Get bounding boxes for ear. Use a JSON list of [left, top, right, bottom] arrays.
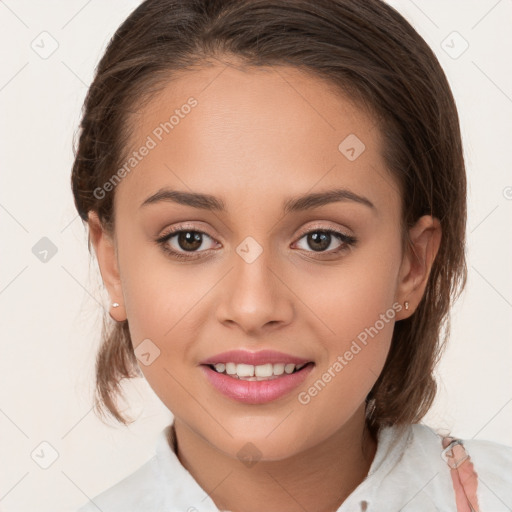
[[87, 211, 126, 322], [395, 215, 442, 320]]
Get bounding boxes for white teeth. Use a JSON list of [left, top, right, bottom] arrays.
[[225, 362, 237, 375], [273, 363, 285, 375], [284, 363, 296, 374], [236, 364, 254, 377], [211, 362, 309, 379], [254, 363, 273, 377], [214, 363, 226, 373]]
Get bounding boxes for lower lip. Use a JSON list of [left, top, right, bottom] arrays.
[[200, 364, 314, 404]]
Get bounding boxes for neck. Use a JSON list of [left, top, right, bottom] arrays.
[[172, 406, 377, 512]]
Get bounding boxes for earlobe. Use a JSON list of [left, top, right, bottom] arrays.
[[396, 215, 442, 319], [87, 211, 127, 322]]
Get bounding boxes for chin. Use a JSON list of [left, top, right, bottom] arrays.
[[205, 416, 318, 461]]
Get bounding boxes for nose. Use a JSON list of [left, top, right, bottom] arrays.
[[215, 246, 294, 336]]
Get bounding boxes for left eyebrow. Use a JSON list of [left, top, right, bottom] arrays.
[[283, 188, 376, 213], [140, 187, 376, 213]]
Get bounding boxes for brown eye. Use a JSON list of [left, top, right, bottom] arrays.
[[294, 228, 357, 255], [158, 229, 218, 255], [176, 231, 203, 251], [295, 228, 357, 257], [306, 231, 332, 252]]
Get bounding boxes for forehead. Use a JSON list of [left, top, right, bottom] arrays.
[[115, 62, 398, 214]]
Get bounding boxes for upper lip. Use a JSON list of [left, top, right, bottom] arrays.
[[200, 350, 312, 366]]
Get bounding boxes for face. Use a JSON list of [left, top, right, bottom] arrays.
[[91, 61, 437, 461]]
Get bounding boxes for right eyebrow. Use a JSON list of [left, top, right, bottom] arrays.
[[140, 188, 226, 211]]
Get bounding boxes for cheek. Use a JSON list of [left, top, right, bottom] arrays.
[[116, 253, 207, 415], [116, 232, 200, 339], [115, 238, 218, 397], [294, 236, 402, 347], [290, 236, 401, 422], [294, 274, 398, 443]]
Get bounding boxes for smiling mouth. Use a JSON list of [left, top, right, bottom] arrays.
[[205, 362, 313, 381]]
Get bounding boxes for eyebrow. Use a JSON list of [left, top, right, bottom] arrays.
[[140, 187, 375, 212]]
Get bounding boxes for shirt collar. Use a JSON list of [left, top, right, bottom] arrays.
[[155, 423, 220, 511], [337, 423, 412, 511]]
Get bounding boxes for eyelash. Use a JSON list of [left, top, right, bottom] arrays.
[[155, 224, 357, 261]]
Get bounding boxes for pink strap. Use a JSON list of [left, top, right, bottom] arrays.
[[442, 437, 480, 512]]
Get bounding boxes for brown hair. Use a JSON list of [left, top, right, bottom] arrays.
[[71, 0, 467, 430]]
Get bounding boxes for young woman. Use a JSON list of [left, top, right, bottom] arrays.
[[72, 0, 512, 510]]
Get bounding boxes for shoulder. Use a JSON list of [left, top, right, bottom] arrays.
[[398, 423, 512, 511], [409, 423, 512, 477], [461, 432, 512, 508], [76, 455, 163, 512], [348, 423, 512, 511], [76, 425, 219, 512]]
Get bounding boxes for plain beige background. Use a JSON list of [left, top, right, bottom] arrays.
[[0, 1, 511, 510]]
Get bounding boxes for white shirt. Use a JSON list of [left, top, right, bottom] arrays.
[[77, 423, 512, 512]]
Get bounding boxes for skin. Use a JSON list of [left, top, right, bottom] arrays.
[[89, 60, 441, 512]]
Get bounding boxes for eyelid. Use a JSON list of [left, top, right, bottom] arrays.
[[293, 221, 354, 240], [156, 222, 219, 243], [155, 224, 221, 261]]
